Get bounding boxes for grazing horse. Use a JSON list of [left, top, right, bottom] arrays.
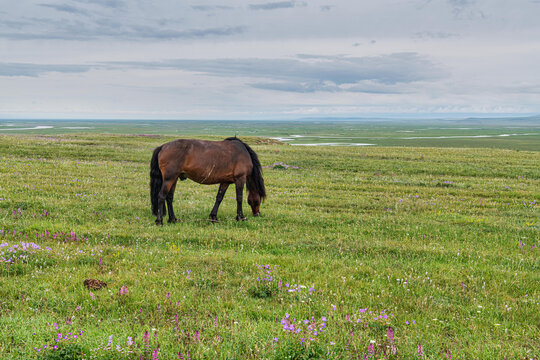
[[150, 137, 266, 225]]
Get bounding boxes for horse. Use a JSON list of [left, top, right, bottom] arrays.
[[150, 137, 266, 225]]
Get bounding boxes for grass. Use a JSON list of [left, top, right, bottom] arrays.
[[0, 131, 538, 359]]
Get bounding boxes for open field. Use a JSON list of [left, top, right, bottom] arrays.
[[0, 130, 538, 359]]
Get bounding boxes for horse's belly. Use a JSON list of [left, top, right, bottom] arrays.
[[186, 171, 235, 185]]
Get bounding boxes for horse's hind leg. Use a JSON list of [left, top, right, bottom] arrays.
[[166, 180, 178, 223], [235, 178, 247, 221], [209, 183, 229, 222], [156, 177, 176, 226]]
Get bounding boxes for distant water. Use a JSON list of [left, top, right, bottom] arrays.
[[272, 135, 375, 146], [291, 143, 375, 146], [0, 125, 53, 131], [399, 133, 538, 139], [272, 132, 538, 146]]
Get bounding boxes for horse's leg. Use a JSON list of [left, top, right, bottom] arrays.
[[166, 180, 178, 223], [235, 178, 247, 221], [156, 177, 176, 226], [209, 183, 229, 222]]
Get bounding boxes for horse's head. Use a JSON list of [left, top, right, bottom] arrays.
[[248, 191, 261, 216]]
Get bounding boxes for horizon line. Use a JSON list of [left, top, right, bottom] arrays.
[[1, 113, 539, 122]]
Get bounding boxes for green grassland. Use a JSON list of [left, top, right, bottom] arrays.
[[0, 131, 538, 359]]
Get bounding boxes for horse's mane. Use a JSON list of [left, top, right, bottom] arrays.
[[224, 137, 266, 199]]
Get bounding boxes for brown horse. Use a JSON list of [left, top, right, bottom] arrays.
[[150, 137, 266, 225]]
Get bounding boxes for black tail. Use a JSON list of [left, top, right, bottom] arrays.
[[150, 145, 163, 215], [226, 137, 266, 200]]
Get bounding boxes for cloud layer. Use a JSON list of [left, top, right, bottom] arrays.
[[106, 53, 445, 94], [0, 62, 91, 77], [1, 0, 539, 119]]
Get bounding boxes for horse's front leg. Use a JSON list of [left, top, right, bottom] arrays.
[[166, 180, 178, 223], [235, 179, 247, 221], [209, 183, 229, 222]]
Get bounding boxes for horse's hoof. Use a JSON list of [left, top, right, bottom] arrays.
[[168, 217, 177, 223], [155, 220, 163, 226], [236, 216, 247, 221], [253, 212, 260, 217], [209, 215, 219, 223]]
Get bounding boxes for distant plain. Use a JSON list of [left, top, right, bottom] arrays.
[[1, 117, 539, 151]]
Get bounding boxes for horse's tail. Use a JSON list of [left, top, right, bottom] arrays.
[[150, 145, 163, 215], [227, 137, 266, 200], [246, 144, 266, 200]]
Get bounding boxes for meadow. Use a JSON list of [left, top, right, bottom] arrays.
[[0, 123, 538, 359]]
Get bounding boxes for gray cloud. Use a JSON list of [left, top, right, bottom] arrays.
[[251, 81, 341, 93], [0, 18, 246, 40], [38, 3, 89, 16], [123, 25, 246, 40], [446, 0, 485, 19], [107, 53, 446, 93], [73, 0, 125, 8], [414, 31, 459, 39], [249, 1, 304, 10], [249, 80, 406, 94], [191, 5, 234, 11], [0, 62, 92, 77], [0, 2, 244, 41], [447, 0, 475, 6]]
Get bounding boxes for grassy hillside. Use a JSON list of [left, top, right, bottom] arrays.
[[0, 133, 538, 359]]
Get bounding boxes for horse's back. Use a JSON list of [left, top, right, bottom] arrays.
[[159, 139, 252, 184]]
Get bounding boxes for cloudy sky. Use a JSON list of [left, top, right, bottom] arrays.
[[1, 0, 539, 119]]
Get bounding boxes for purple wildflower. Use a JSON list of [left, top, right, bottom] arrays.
[[143, 330, 149, 349], [387, 327, 394, 342]]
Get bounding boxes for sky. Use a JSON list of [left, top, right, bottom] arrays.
[[1, 0, 540, 120]]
